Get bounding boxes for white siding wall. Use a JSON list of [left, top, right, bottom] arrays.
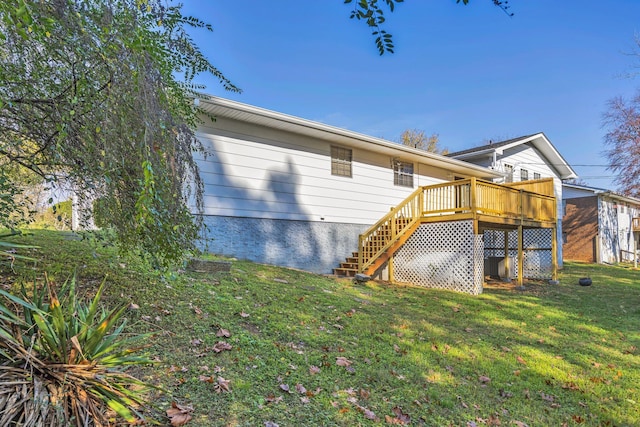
[[195, 117, 450, 225], [599, 198, 640, 263], [598, 198, 619, 263]]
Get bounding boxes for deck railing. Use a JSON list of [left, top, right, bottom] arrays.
[[357, 177, 556, 273], [503, 178, 555, 197]]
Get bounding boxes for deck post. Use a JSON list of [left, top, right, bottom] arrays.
[[358, 235, 364, 273], [388, 255, 394, 282], [517, 224, 524, 289], [470, 177, 477, 212], [503, 230, 510, 279], [551, 225, 558, 280]]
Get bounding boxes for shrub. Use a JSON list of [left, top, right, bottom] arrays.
[[0, 275, 157, 426]]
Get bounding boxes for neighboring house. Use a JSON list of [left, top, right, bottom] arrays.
[[562, 183, 640, 264], [193, 97, 563, 294], [447, 133, 578, 269]]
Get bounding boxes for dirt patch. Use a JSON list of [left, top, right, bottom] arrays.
[[483, 277, 551, 295]]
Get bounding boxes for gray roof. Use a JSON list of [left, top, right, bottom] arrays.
[[447, 132, 578, 180], [446, 134, 538, 157]]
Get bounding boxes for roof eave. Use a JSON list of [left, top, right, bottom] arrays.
[[198, 96, 502, 180]]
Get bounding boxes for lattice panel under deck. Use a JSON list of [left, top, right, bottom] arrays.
[[393, 220, 483, 295], [483, 229, 553, 279]]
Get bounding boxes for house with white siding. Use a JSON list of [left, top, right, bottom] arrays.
[[562, 183, 640, 265], [195, 97, 499, 273], [193, 97, 570, 294]]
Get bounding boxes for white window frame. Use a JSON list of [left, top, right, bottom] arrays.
[[331, 146, 352, 177], [393, 160, 414, 187]]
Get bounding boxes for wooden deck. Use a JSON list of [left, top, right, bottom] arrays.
[[357, 178, 557, 275]]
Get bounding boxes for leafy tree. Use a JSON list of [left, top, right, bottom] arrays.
[[0, 0, 239, 266], [399, 129, 449, 154], [0, 0, 514, 267], [346, 0, 513, 55], [603, 91, 640, 198]]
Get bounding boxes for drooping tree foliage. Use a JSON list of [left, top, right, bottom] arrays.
[[0, 0, 239, 265], [603, 91, 640, 198], [346, 0, 513, 55]]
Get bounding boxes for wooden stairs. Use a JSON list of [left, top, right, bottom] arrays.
[[333, 217, 417, 278], [333, 252, 360, 277]]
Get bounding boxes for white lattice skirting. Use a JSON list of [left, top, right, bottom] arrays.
[[393, 220, 484, 295]]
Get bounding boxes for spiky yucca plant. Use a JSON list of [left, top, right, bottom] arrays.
[[0, 275, 157, 426]]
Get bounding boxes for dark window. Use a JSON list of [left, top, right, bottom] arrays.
[[534, 172, 541, 180], [520, 169, 529, 181], [331, 146, 352, 177], [394, 161, 414, 187]]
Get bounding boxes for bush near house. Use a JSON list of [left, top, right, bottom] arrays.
[[1, 230, 639, 426]]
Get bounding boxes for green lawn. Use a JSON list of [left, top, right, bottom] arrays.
[[2, 230, 639, 426]]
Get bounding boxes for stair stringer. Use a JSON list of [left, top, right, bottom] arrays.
[[362, 220, 422, 277]]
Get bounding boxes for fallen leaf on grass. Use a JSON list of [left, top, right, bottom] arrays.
[[516, 355, 527, 365], [216, 328, 231, 337], [540, 392, 555, 402], [362, 407, 377, 420], [239, 311, 250, 318], [572, 415, 585, 423], [214, 376, 231, 393], [562, 381, 580, 391], [479, 375, 491, 384], [336, 356, 352, 367], [385, 406, 410, 425], [212, 341, 232, 353], [309, 365, 321, 375], [265, 422, 280, 427], [295, 383, 307, 394], [199, 375, 215, 383], [265, 394, 283, 404], [166, 402, 193, 426]]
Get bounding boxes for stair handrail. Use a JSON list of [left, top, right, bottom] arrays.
[[358, 186, 424, 273]]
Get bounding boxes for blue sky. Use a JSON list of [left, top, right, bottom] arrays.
[[181, 0, 640, 190]]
